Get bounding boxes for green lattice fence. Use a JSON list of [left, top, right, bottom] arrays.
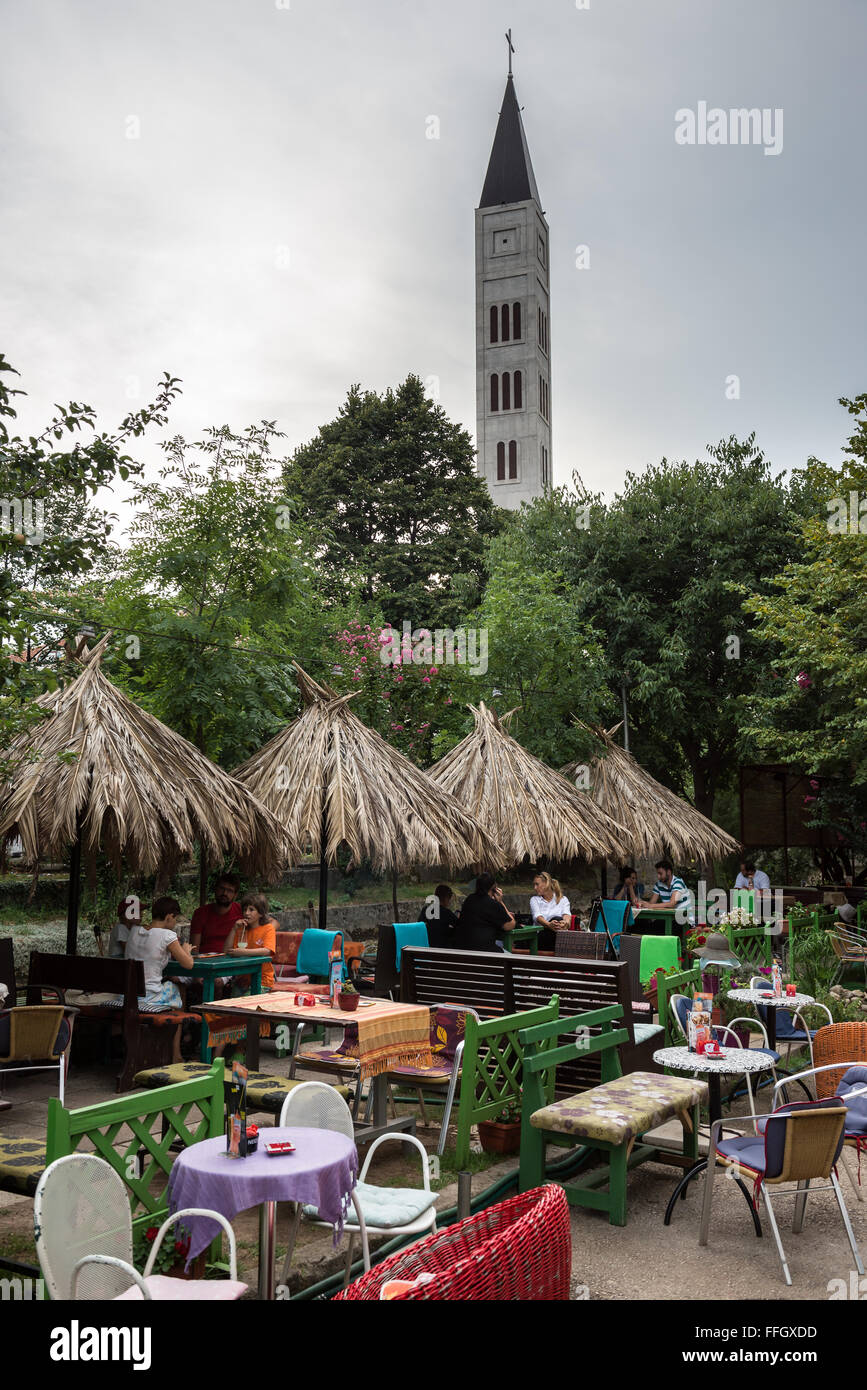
[[454, 997, 560, 1167], [656, 966, 701, 1045], [45, 1060, 224, 1238], [724, 925, 774, 970]]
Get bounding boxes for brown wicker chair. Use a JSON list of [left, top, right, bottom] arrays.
[[0, 1006, 71, 1104], [812, 1022, 867, 1096]]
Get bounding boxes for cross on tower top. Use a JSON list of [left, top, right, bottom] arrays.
[[505, 28, 515, 77]]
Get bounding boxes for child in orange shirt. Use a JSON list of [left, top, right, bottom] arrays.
[[230, 892, 277, 991]]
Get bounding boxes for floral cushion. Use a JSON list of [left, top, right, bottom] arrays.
[[274, 932, 304, 968], [429, 1007, 467, 1063], [299, 1047, 359, 1072], [530, 1071, 708, 1146], [0, 1136, 46, 1197], [386, 1062, 453, 1082]]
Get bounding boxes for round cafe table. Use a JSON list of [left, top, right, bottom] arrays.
[[653, 1044, 776, 1231], [725, 988, 815, 1051], [167, 1127, 362, 1300]]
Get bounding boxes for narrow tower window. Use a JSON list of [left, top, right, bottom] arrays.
[[512, 302, 521, 339], [502, 372, 511, 411], [490, 374, 499, 412], [501, 304, 510, 341], [513, 370, 522, 409], [490, 306, 499, 344], [497, 442, 506, 481], [508, 440, 518, 479]]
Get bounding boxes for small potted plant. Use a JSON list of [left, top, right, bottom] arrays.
[[336, 978, 360, 1012], [477, 1098, 522, 1155], [133, 1222, 204, 1280]]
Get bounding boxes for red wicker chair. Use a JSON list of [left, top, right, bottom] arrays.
[[334, 1184, 571, 1300]]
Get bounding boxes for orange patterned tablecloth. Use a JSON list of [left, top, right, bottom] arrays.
[[202, 994, 432, 1079]]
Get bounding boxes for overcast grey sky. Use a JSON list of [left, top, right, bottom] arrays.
[[3, 0, 865, 510]]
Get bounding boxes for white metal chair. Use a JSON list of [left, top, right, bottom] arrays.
[[669, 994, 766, 1126], [278, 1081, 437, 1286], [749, 975, 833, 1068], [34, 1153, 247, 1300]]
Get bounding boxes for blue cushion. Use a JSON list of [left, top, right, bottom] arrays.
[[837, 1066, 867, 1136], [717, 1134, 766, 1173], [304, 1182, 437, 1229], [296, 929, 344, 981], [393, 922, 428, 971]]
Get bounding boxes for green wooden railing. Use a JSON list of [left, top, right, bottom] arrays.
[[724, 924, 774, 970], [46, 1059, 224, 1238], [454, 997, 560, 1167]]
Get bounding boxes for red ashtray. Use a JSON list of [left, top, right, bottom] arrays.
[[264, 1141, 295, 1156]]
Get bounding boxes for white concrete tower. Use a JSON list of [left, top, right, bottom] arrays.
[[475, 47, 552, 508]]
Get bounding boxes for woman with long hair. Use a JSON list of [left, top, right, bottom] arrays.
[[529, 871, 572, 951]]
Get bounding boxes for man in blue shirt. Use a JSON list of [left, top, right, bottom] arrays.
[[643, 859, 694, 924]]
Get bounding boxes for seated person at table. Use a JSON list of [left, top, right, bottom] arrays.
[[642, 859, 695, 923], [108, 895, 141, 958], [227, 891, 277, 990], [189, 872, 243, 955], [529, 872, 571, 951], [612, 866, 644, 908], [733, 860, 771, 893], [456, 873, 515, 952], [424, 884, 461, 948], [124, 897, 194, 1015]]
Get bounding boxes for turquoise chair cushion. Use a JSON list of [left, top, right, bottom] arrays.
[[296, 929, 344, 980], [394, 922, 429, 971], [304, 1182, 437, 1229]]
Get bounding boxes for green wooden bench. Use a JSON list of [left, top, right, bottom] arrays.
[[518, 1004, 707, 1226], [453, 998, 560, 1166]]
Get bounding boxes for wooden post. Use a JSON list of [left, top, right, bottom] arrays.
[[318, 797, 328, 933], [65, 830, 82, 956], [198, 847, 208, 909]]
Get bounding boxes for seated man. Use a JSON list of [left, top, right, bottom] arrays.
[[641, 858, 694, 924], [734, 860, 771, 893]]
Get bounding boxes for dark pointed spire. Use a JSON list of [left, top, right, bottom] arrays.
[[479, 74, 541, 209]]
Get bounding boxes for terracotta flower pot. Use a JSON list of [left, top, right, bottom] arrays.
[[477, 1119, 521, 1155], [337, 991, 360, 1012]]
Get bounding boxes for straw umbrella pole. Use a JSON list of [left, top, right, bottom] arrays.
[[0, 638, 293, 952], [232, 664, 505, 930], [562, 722, 740, 875], [427, 702, 631, 869]]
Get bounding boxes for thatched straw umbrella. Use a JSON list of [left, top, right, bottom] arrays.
[[0, 638, 293, 952], [562, 723, 740, 869], [427, 702, 631, 868], [232, 665, 505, 927]]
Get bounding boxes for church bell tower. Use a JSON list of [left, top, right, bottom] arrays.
[[475, 36, 552, 508]]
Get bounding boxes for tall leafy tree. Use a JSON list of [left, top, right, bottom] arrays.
[[742, 395, 867, 874], [285, 375, 500, 628], [99, 423, 306, 767], [0, 353, 180, 752]]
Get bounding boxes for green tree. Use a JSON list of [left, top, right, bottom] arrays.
[[0, 353, 180, 752], [466, 522, 612, 767], [742, 394, 867, 873], [495, 439, 811, 823], [99, 423, 307, 766], [285, 376, 499, 628]]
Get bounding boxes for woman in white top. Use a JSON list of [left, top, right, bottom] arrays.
[[124, 896, 194, 1012], [529, 872, 572, 950]]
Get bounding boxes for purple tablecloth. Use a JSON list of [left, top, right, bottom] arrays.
[[167, 1127, 358, 1262]]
